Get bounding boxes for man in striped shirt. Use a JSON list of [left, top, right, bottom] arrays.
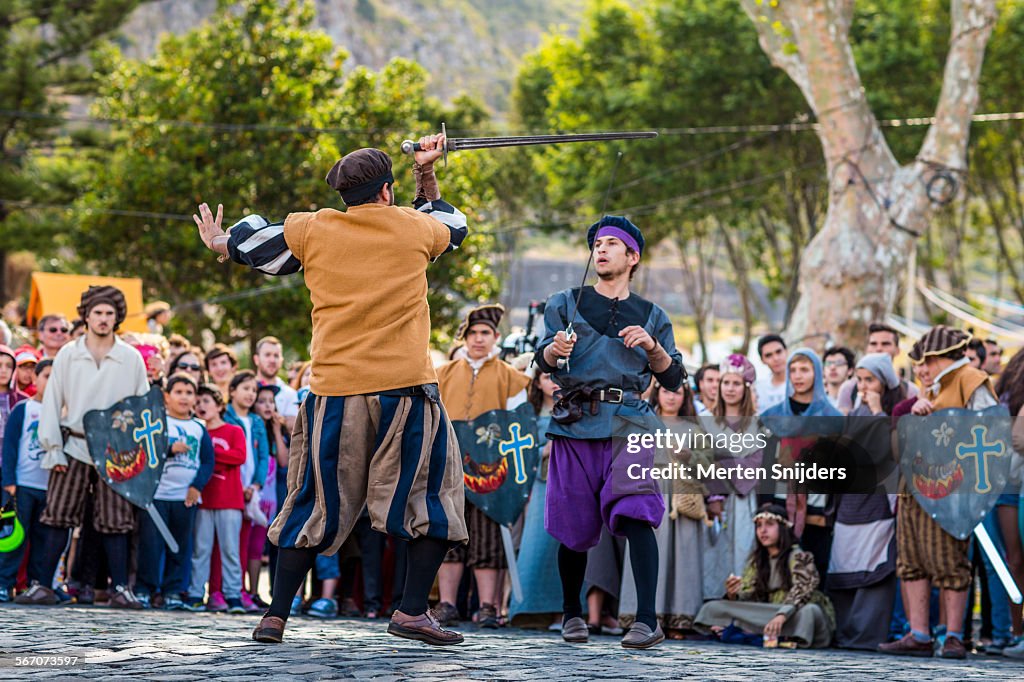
[[194, 134, 470, 646]]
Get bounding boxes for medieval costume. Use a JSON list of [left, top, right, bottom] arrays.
[[535, 216, 685, 649], [895, 329, 995, 591], [26, 286, 150, 608], [701, 355, 763, 601], [436, 304, 529, 624], [508, 406, 562, 626], [828, 354, 903, 650], [216, 145, 471, 645], [695, 508, 835, 648], [881, 326, 997, 659]]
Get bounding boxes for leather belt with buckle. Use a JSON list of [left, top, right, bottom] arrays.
[[594, 388, 641, 404]]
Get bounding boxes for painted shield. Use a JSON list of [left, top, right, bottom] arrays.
[[83, 386, 169, 509], [452, 403, 540, 526], [897, 405, 1013, 540]]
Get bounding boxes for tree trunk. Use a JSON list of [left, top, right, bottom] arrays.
[[721, 222, 755, 353], [740, 0, 998, 348]]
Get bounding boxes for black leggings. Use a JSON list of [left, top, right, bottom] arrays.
[[558, 518, 658, 630], [266, 536, 450, 620]]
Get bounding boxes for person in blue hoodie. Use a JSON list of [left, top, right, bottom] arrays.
[[761, 348, 842, 580]]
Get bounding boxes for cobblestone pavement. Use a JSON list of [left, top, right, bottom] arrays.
[[2, 604, 1023, 680]]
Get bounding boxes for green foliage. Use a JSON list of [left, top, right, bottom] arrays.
[[513, 0, 1024, 317], [0, 0, 146, 263], [64, 0, 497, 353]]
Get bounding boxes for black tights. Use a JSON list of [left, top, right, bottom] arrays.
[[37, 526, 130, 589], [558, 519, 658, 630], [266, 536, 450, 621]]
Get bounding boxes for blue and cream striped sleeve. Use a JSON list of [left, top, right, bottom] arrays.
[[414, 198, 468, 257], [226, 214, 303, 276]]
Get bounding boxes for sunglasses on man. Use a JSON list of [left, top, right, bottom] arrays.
[[45, 326, 69, 334], [177, 362, 202, 371]]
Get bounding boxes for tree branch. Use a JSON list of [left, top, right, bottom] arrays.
[[917, 0, 998, 170], [738, 0, 896, 176]]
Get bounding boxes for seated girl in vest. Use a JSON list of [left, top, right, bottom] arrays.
[[694, 503, 834, 648]]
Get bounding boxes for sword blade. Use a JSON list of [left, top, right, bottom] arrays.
[[450, 131, 658, 151], [401, 130, 657, 156], [975, 522, 1023, 604]]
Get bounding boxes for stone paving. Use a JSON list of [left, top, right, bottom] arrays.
[[1, 604, 1023, 680]]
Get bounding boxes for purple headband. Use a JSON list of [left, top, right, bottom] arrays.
[[595, 225, 640, 254]]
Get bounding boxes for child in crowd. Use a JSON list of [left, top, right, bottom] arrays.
[[248, 383, 283, 607], [135, 374, 213, 609], [0, 344, 27, 444], [186, 383, 247, 613], [0, 359, 53, 601], [695, 504, 835, 648], [223, 370, 269, 612]]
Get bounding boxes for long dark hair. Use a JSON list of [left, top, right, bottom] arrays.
[[879, 382, 908, 416], [749, 503, 797, 601], [527, 372, 547, 416]]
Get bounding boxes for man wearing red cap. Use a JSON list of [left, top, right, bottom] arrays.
[[13, 345, 40, 397], [194, 135, 471, 646]]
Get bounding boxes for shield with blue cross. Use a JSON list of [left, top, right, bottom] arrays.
[[452, 402, 540, 526], [897, 405, 1014, 540], [83, 386, 180, 552]]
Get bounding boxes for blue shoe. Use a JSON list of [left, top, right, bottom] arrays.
[[163, 595, 185, 611], [307, 597, 338, 619], [226, 598, 246, 615], [0, 586, 11, 603], [183, 596, 206, 612], [290, 595, 303, 617]]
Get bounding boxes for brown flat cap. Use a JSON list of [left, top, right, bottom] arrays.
[[909, 325, 971, 364], [325, 148, 394, 205]]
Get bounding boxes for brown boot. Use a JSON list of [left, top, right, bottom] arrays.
[[878, 633, 934, 657], [253, 615, 286, 643], [388, 609, 464, 645]]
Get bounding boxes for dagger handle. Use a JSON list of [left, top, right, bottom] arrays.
[[401, 140, 422, 155]]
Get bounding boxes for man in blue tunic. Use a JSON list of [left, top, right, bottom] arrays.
[[535, 216, 685, 649]]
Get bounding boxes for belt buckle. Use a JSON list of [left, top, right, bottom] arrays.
[[605, 388, 623, 404]]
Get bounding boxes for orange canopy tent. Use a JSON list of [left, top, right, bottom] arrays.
[[26, 272, 148, 334]]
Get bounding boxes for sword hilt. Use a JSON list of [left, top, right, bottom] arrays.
[[401, 123, 448, 165], [555, 324, 574, 372]]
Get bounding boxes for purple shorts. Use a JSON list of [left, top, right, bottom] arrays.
[[544, 436, 665, 552]]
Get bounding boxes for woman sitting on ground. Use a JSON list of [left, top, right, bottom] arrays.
[[694, 503, 834, 648]]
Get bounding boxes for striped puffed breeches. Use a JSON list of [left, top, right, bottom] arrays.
[[268, 390, 468, 555]]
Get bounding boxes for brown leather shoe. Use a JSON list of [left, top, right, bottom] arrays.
[[433, 601, 460, 626], [388, 609, 464, 645], [878, 633, 934, 657], [253, 615, 286, 643], [940, 635, 967, 660], [109, 585, 144, 610], [14, 583, 57, 606]]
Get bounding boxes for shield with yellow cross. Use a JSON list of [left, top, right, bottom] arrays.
[[452, 402, 540, 526], [897, 405, 1014, 540]]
